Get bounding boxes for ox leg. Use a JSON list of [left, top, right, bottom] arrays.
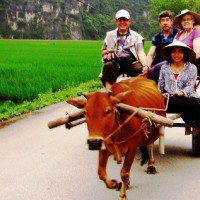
[[119, 181, 128, 200], [98, 150, 119, 189], [119, 149, 136, 200], [147, 143, 157, 174]]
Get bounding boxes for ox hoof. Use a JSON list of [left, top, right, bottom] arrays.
[[106, 179, 119, 189], [118, 196, 128, 200], [116, 182, 122, 191], [116, 182, 130, 191], [147, 166, 157, 174]]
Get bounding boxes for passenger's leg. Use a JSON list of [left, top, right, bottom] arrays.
[[185, 97, 200, 128], [167, 96, 185, 113], [101, 61, 120, 90], [147, 61, 166, 84], [167, 96, 192, 134], [192, 59, 200, 76], [125, 61, 143, 77]]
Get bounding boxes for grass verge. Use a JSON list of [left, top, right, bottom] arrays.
[[0, 79, 102, 127]]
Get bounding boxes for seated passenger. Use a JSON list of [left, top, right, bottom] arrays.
[[148, 9, 200, 84], [173, 9, 200, 75], [147, 10, 179, 83], [158, 41, 200, 134], [100, 9, 148, 90]]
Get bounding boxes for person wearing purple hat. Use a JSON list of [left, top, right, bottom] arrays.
[[158, 41, 200, 134], [100, 9, 148, 90], [173, 9, 200, 74]]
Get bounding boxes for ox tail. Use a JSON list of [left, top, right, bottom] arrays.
[[140, 146, 149, 166]]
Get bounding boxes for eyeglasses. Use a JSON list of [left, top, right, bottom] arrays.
[[181, 18, 193, 22]]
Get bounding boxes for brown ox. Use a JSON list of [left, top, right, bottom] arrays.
[[67, 76, 166, 200]]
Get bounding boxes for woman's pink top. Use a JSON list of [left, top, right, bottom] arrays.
[[174, 28, 200, 48]]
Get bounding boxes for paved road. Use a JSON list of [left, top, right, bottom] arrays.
[[0, 101, 200, 200]]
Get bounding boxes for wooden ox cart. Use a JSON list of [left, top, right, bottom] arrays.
[[48, 76, 184, 200]]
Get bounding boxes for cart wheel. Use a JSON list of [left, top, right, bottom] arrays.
[[192, 132, 200, 156]]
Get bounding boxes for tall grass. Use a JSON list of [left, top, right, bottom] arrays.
[[0, 40, 103, 103]]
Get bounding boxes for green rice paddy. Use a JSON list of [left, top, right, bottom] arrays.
[[0, 40, 103, 102], [0, 40, 151, 121]]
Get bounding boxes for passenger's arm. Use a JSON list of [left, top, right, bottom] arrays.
[[157, 66, 167, 94], [182, 65, 197, 96], [101, 41, 115, 61], [138, 47, 149, 76], [137, 49, 148, 67], [137, 44, 148, 75], [147, 46, 156, 68], [101, 49, 115, 57], [193, 37, 200, 59]]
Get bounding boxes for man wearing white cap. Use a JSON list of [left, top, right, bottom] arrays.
[[100, 9, 148, 90]]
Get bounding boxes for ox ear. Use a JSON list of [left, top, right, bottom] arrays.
[[83, 91, 96, 99], [111, 90, 134, 104], [66, 98, 87, 108]]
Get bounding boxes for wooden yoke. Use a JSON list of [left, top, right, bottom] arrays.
[[115, 103, 173, 127], [48, 103, 173, 129]]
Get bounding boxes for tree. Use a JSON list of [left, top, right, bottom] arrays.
[[148, 0, 200, 23]]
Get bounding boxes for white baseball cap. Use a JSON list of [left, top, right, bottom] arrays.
[[115, 9, 130, 19]]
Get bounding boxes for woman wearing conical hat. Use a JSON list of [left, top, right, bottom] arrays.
[[158, 41, 200, 134]]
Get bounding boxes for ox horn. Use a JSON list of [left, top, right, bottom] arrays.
[[83, 91, 95, 99], [111, 90, 134, 104], [66, 98, 87, 108]]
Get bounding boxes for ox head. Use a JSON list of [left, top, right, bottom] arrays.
[[67, 90, 133, 150]]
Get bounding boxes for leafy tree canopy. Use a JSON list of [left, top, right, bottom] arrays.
[[148, 0, 200, 35]]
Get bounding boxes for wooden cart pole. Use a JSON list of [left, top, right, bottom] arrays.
[[159, 125, 165, 154], [48, 109, 84, 129]]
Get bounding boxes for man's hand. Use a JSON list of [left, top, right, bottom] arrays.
[[178, 91, 184, 96], [106, 52, 116, 60], [141, 66, 149, 77], [103, 49, 116, 61]]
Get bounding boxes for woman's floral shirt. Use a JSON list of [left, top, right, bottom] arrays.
[[158, 61, 198, 97]]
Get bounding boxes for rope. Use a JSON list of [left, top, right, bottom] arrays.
[[141, 117, 153, 138], [104, 107, 154, 144], [104, 107, 139, 142]]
